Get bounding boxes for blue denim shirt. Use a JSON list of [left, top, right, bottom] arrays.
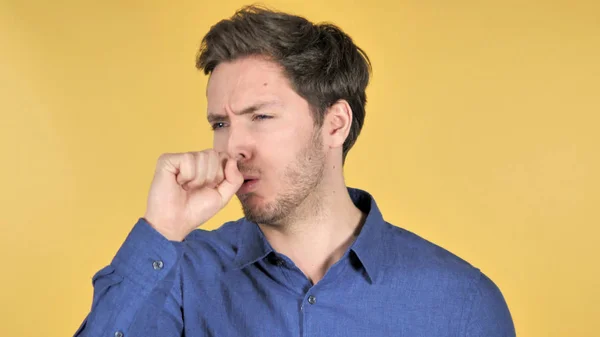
[[75, 188, 515, 336]]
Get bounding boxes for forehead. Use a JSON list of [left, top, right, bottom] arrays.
[[206, 56, 292, 112]]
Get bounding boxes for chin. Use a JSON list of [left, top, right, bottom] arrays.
[[238, 192, 265, 211], [239, 193, 278, 224]]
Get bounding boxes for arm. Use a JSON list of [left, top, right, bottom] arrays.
[[74, 150, 243, 336], [74, 218, 185, 337], [463, 272, 516, 337]]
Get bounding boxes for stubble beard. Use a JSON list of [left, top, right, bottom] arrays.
[[239, 130, 326, 226]]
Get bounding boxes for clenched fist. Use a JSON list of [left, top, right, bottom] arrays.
[[143, 150, 244, 241]]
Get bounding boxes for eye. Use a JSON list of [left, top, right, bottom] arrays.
[[211, 122, 226, 130], [253, 114, 272, 121]]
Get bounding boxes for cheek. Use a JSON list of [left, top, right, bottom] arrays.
[[257, 131, 297, 162], [262, 139, 306, 178], [255, 142, 289, 176]]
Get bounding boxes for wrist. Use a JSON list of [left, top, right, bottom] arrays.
[[142, 217, 186, 242]]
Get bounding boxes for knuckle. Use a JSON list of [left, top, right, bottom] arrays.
[[183, 152, 195, 163], [195, 151, 207, 164], [156, 153, 174, 172], [179, 154, 195, 176], [157, 152, 170, 164]]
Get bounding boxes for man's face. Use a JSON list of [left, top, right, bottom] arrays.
[[207, 56, 326, 224]]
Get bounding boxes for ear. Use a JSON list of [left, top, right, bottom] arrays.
[[322, 99, 352, 150]]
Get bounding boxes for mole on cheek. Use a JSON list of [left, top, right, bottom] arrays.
[[263, 82, 268, 86]]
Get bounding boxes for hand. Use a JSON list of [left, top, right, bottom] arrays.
[[143, 150, 244, 241]]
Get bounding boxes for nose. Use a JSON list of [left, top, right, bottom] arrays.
[[226, 123, 252, 162]]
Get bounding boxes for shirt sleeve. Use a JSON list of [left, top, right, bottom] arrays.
[[74, 218, 186, 337], [463, 272, 516, 337]]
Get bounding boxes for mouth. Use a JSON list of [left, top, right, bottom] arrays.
[[238, 178, 259, 195]]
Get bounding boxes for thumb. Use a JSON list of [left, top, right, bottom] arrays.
[[216, 157, 244, 203]]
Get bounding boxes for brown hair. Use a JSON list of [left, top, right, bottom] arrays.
[[196, 5, 371, 163]]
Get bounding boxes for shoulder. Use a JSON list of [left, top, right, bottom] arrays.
[[462, 271, 515, 336], [380, 222, 514, 334], [375, 221, 486, 297], [382, 222, 479, 277]]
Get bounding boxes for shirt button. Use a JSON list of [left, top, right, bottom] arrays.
[[275, 259, 285, 267], [114, 331, 124, 337], [152, 260, 164, 270], [307, 295, 316, 305]]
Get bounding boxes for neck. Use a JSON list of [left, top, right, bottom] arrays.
[[258, 169, 366, 285]]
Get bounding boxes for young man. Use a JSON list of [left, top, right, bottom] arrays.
[[75, 6, 515, 337]]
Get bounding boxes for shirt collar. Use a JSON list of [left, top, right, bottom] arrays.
[[346, 187, 387, 284], [233, 219, 274, 269], [232, 187, 389, 284]]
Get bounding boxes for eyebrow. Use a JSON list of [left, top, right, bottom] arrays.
[[207, 100, 280, 124]]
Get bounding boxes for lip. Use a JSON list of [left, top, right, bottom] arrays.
[[238, 178, 259, 195]]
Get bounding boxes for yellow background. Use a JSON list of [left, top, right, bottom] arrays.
[[1, 0, 598, 336]]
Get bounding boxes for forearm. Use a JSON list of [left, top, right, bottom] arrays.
[[74, 218, 185, 337]]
